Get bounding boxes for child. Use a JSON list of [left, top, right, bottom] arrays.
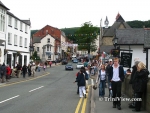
[[74, 68, 88, 98]]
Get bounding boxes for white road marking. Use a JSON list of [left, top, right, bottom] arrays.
[[0, 95, 20, 104], [29, 86, 44, 92]]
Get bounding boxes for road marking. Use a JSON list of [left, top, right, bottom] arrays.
[[75, 85, 90, 113], [0, 72, 50, 88], [81, 86, 89, 113], [29, 86, 44, 92], [75, 98, 83, 113], [0, 95, 20, 104]]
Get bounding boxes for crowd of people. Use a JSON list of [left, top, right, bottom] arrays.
[[74, 57, 149, 112], [0, 60, 54, 83]]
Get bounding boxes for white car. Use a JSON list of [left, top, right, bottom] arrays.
[[76, 63, 84, 69]]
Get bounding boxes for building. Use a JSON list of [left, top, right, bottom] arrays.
[[5, 11, 31, 68], [61, 31, 67, 59], [33, 34, 59, 61], [116, 28, 148, 70], [100, 13, 131, 54], [0, 1, 9, 64]]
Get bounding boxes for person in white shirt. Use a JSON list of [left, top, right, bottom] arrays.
[[109, 57, 124, 110], [96, 64, 106, 98]]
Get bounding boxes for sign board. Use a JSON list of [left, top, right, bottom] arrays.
[[144, 30, 150, 48], [120, 52, 132, 68]]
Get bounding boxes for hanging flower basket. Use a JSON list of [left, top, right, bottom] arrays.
[[16, 51, 21, 56], [4, 49, 8, 55]]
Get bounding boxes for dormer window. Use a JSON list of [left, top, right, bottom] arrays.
[[47, 38, 50, 43]]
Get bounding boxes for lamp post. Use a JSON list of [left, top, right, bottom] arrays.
[[112, 37, 118, 49]]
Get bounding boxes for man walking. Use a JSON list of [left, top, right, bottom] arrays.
[[1, 63, 6, 83], [109, 57, 124, 110]]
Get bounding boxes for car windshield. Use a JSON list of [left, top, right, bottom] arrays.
[[78, 63, 83, 65], [67, 64, 72, 66]]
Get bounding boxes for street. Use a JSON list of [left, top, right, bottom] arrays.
[[0, 64, 89, 113]]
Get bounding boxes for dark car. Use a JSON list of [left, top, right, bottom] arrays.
[[65, 64, 73, 70], [62, 59, 68, 65]]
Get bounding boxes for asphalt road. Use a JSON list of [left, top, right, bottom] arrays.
[[0, 63, 84, 113]]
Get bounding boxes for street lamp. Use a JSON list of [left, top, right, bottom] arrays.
[[112, 37, 118, 49]]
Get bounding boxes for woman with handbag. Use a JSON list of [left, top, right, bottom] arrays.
[[96, 64, 106, 99]]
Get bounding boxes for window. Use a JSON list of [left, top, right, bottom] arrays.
[[15, 19, 18, 29], [8, 16, 12, 26], [0, 8, 5, 32], [37, 47, 39, 52], [25, 25, 28, 33], [47, 38, 50, 43], [50, 46, 51, 51], [8, 33, 12, 44], [20, 22, 22, 31], [19, 36, 23, 47], [24, 38, 27, 47], [14, 35, 17, 46]]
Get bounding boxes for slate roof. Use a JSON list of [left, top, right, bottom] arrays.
[[116, 28, 145, 45], [100, 45, 115, 53], [0, 1, 9, 10], [103, 14, 131, 37], [32, 37, 41, 44], [7, 11, 31, 26]]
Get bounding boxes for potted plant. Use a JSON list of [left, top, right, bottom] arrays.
[[16, 51, 21, 56], [4, 49, 8, 55]]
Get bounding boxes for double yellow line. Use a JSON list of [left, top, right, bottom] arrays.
[[75, 86, 90, 113]]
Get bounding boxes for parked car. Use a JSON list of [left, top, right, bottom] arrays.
[[76, 63, 84, 69], [73, 59, 78, 63], [62, 59, 68, 65], [65, 64, 73, 70]]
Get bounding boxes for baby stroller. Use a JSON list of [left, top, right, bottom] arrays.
[[108, 82, 113, 98]]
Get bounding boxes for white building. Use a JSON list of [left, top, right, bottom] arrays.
[[0, 1, 9, 64], [61, 31, 67, 58], [33, 34, 59, 61], [5, 11, 31, 68]]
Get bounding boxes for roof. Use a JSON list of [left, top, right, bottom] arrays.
[[7, 11, 31, 26], [103, 14, 130, 37], [103, 22, 131, 37], [32, 37, 41, 44], [116, 28, 145, 45], [0, 1, 9, 10], [100, 45, 114, 53], [31, 30, 39, 37]]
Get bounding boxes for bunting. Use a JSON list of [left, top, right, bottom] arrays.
[[66, 33, 100, 37]]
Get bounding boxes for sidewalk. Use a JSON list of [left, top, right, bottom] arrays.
[[93, 83, 148, 113], [0, 63, 61, 85]]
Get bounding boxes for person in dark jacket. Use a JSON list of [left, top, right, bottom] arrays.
[[22, 64, 27, 78], [16, 64, 21, 78], [108, 57, 124, 110], [128, 60, 140, 108], [132, 62, 149, 112], [74, 68, 88, 98], [27, 64, 31, 76], [1, 63, 6, 83]]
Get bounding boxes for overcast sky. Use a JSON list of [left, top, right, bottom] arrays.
[[2, 0, 150, 30]]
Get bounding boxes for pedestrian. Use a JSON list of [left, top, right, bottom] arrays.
[[45, 62, 47, 68], [43, 64, 46, 71], [106, 59, 113, 94], [128, 58, 140, 108], [49, 61, 52, 67], [27, 64, 31, 76], [74, 68, 88, 98], [108, 57, 124, 110], [37, 63, 41, 72], [6, 64, 11, 82], [1, 63, 6, 83], [16, 64, 21, 78], [31, 63, 36, 77], [96, 64, 106, 99], [22, 64, 27, 78], [132, 62, 149, 112], [75, 71, 80, 94]]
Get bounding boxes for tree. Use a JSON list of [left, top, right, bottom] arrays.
[[127, 20, 150, 28], [75, 22, 99, 54], [31, 51, 40, 61]]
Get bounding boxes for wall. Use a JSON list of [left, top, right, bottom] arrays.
[[102, 37, 113, 45], [118, 23, 125, 29], [122, 76, 150, 113], [61, 34, 67, 52], [34, 34, 55, 61]]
